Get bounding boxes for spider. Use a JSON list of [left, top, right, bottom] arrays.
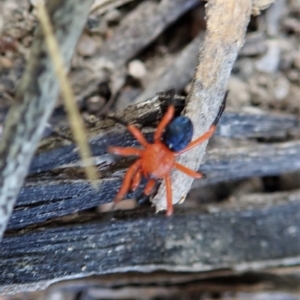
[[108, 91, 227, 216]]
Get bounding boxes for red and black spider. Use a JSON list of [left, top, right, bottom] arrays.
[[108, 91, 227, 216]]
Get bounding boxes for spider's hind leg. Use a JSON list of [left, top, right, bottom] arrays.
[[174, 162, 205, 179], [144, 179, 156, 195], [115, 159, 141, 203], [164, 175, 173, 216], [131, 169, 142, 191], [136, 179, 157, 207]]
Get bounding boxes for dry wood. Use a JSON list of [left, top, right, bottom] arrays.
[[20, 266, 300, 299], [0, 0, 298, 297], [31, 93, 298, 174], [95, 0, 200, 68], [6, 139, 300, 230], [0, 0, 94, 240], [252, 0, 275, 15], [46, 266, 300, 293], [73, 0, 201, 100], [1, 189, 300, 294], [153, 0, 252, 212], [134, 33, 204, 104]]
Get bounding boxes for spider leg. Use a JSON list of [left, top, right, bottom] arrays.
[[109, 147, 142, 157], [154, 105, 175, 142], [144, 179, 156, 195], [174, 162, 204, 178], [175, 127, 215, 155], [164, 175, 173, 216], [107, 115, 148, 147], [127, 124, 149, 147], [176, 92, 227, 155], [131, 169, 142, 191], [115, 159, 141, 203]]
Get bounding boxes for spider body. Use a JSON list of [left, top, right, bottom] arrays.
[[141, 143, 175, 179], [109, 92, 227, 216]]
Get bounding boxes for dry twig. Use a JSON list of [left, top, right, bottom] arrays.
[[153, 0, 252, 212], [0, 0, 94, 239], [2, 189, 300, 294]]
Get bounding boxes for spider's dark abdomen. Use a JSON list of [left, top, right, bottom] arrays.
[[162, 116, 193, 152]]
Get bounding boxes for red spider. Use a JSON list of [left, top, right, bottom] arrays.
[[109, 91, 227, 216]]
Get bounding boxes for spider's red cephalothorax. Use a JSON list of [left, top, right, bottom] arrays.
[[109, 92, 227, 216]]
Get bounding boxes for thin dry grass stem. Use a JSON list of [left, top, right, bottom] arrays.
[[36, 0, 99, 185], [91, 0, 134, 14]]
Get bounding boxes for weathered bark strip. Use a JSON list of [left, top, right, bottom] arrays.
[[153, 0, 252, 211], [0, 0, 94, 239], [1, 189, 300, 294], [7, 141, 300, 230], [33, 109, 297, 173], [95, 0, 201, 68], [199, 141, 300, 186], [134, 33, 204, 104], [42, 267, 300, 298], [74, 0, 201, 100], [31, 93, 298, 174]]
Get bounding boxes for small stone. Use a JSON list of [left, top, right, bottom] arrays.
[[77, 34, 97, 57], [283, 18, 300, 34], [29, 0, 38, 7], [233, 58, 255, 80], [0, 56, 14, 68], [255, 41, 281, 73], [86, 96, 106, 114], [273, 76, 290, 100], [239, 32, 267, 57], [184, 82, 192, 94], [293, 50, 300, 70], [228, 76, 250, 106], [265, 0, 286, 36], [128, 59, 147, 79], [105, 9, 121, 24], [97, 19, 109, 36], [287, 69, 300, 82], [86, 16, 99, 32]]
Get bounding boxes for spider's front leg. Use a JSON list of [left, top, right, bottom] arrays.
[[175, 91, 227, 155], [154, 89, 176, 142], [106, 115, 149, 147], [109, 147, 142, 157]]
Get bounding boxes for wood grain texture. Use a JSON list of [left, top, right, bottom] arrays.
[[1, 189, 300, 294], [31, 93, 298, 174], [153, 0, 252, 211], [74, 0, 201, 100], [95, 0, 200, 68], [3, 94, 296, 232], [134, 33, 204, 104], [5, 140, 300, 231]]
